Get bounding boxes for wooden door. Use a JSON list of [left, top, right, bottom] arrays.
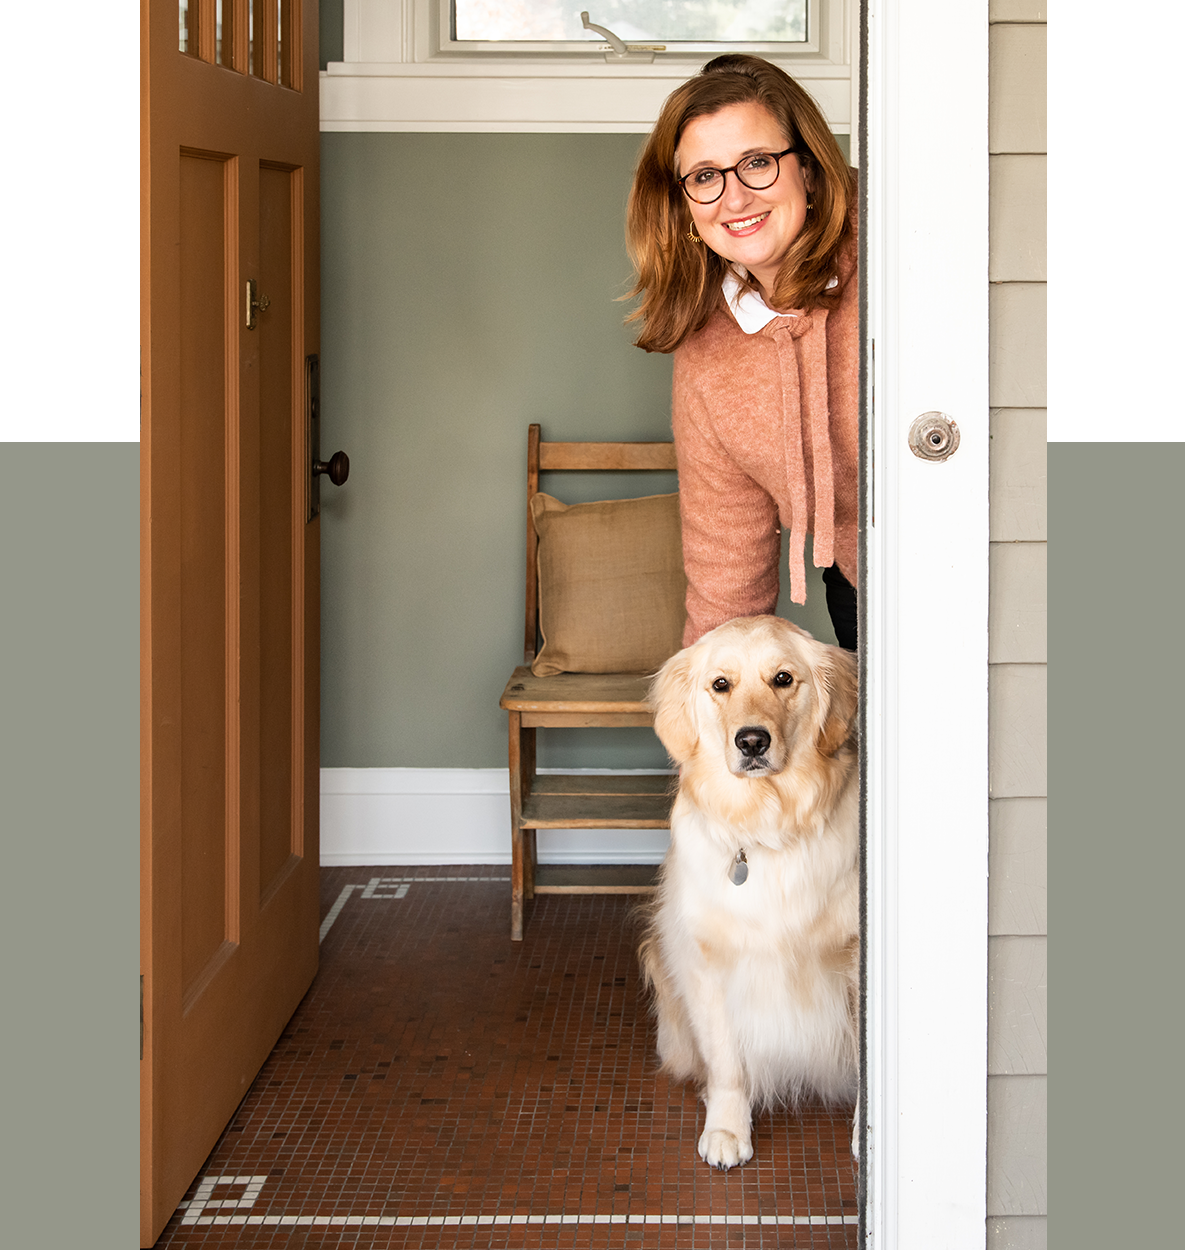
[[140, 2, 321, 1243]]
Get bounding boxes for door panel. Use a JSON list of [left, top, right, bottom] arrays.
[[177, 150, 232, 996], [142, 2, 321, 1244], [257, 162, 297, 899]]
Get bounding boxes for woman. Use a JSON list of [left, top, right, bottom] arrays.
[[627, 55, 858, 651]]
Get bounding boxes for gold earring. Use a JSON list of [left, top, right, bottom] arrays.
[[687, 226, 703, 243]]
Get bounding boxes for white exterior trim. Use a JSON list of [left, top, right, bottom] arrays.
[[863, 0, 990, 1245], [320, 768, 671, 866]]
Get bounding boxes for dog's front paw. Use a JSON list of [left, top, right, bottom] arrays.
[[698, 1128, 753, 1170]]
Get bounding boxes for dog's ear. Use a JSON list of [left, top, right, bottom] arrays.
[[815, 645, 858, 757], [650, 647, 699, 765]]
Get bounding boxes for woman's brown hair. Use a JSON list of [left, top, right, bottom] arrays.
[[626, 54, 854, 354]]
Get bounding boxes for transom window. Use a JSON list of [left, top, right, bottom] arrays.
[[451, 0, 809, 48]]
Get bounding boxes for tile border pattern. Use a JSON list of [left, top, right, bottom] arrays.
[[180, 1167, 858, 1229], [320, 875, 514, 942]]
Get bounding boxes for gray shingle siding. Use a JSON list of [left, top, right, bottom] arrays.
[[987, 4, 1047, 1244]]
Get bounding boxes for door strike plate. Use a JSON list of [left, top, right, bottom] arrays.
[[246, 278, 271, 331]]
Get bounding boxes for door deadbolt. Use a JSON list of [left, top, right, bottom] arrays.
[[306, 355, 350, 521], [245, 278, 271, 330], [908, 412, 960, 462]]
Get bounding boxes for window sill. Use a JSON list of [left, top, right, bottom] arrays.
[[319, 59, 855, 134]]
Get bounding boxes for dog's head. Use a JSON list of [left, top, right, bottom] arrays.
[[650, 615, 857, 777]]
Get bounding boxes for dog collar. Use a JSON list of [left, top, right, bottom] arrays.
[[729, 848, 749, 886]]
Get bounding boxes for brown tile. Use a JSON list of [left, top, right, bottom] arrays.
[[154, 867, 858, 1248]]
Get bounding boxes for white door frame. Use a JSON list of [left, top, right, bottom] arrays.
[[862, 1, 989, 1246]]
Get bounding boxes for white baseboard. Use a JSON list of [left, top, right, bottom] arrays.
[[320, 768, 671, 867]]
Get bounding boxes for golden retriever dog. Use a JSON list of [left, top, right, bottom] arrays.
[[639, 614, 859, 1170]]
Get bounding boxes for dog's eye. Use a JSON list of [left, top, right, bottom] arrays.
[[773, 670, 794, 687], [711, 677, 730, 693]]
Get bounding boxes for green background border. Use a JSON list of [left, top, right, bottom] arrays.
[[6, 0, 1175, 1245], [1, 444, 139, 1246], [1048, 443, 1182, 1247]]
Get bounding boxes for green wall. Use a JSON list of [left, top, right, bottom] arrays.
[[319, 0, 342, 69], [319, 131, 836, 770]]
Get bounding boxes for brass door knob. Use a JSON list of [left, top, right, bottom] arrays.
[[312, 450, 349, 486]]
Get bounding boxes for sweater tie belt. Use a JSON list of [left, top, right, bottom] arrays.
[[762, 310, 835, 605]]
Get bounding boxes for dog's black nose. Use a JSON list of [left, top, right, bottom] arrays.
[[735, 727, 771, 757]]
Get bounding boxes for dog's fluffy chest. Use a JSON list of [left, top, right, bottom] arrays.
[[664, 800, 857, 950]]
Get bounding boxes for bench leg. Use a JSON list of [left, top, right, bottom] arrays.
[[524, 828, 537, 900], [511, 818, 525, 941], [522, 727, 537, 900], [508, 713, 534, 940]]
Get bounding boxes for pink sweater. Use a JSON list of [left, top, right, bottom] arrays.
[[671, 234, 859, 646]]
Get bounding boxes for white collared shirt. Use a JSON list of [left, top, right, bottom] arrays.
[[722, 266, 838, 335]]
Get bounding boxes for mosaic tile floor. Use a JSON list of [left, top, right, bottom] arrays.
[[154, 867, 859, 1248]]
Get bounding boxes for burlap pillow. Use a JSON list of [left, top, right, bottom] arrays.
[[529, 492, 687, 677]]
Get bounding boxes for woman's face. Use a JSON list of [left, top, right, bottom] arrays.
[[676, 101, 812, 301]]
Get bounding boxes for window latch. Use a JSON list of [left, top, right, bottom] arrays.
[[580, 12, 664, 62]]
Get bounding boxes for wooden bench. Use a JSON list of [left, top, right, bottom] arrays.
[[499, 425, 678, 940]]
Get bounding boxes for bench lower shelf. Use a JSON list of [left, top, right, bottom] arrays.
[[532, 863, 659, 894], [512, 775, 672, 926], [520, 775, 674, 830]]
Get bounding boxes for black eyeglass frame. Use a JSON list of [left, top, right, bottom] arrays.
[[676, 146, 800, 205]]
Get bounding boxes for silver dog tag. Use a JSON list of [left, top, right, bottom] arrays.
[[729, 849, 749, 886]]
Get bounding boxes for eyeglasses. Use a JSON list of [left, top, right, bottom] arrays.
[[676, 147, 798, 205]]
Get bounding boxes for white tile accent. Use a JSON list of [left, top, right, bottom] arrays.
[[180, 1210, 858, 1227], [181, 1176, 270, 1224], [360, 877, 411, 899], [361, 876, 515, 894], [179, 1172, 860, 1226], [320, 875, 515, 941], [318, 884, 359, 943]]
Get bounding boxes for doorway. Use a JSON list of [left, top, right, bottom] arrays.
[[144, 0, 992, 1243]]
